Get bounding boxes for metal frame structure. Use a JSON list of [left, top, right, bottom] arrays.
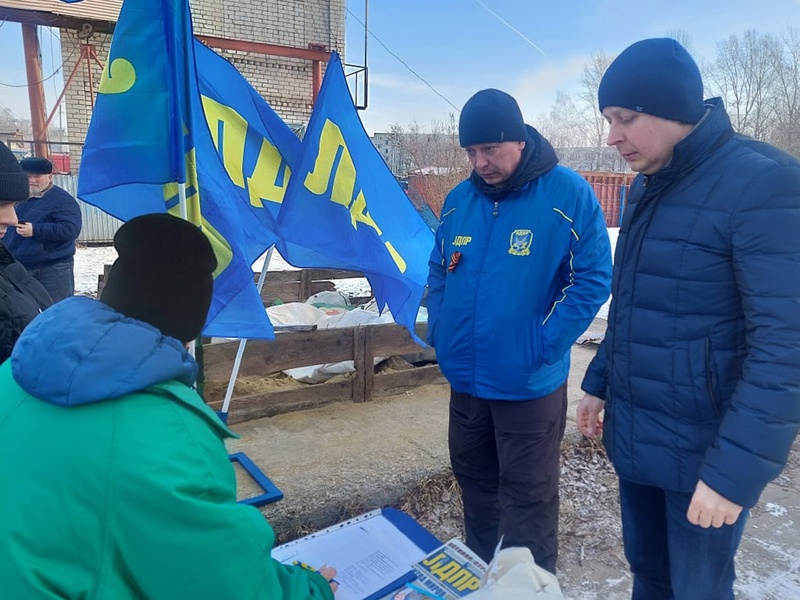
[[0, 1, 344, 158]]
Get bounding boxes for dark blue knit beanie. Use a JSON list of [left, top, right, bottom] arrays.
[[598, 38, 705, 124], [459, 89, 527, 147]]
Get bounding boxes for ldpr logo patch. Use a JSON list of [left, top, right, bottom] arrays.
[[508, 229, 533, 256]]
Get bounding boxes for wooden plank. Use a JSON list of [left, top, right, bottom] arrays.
[[208, 379, 353, 424], [352, 326, 367, 403], [207, 364, 446, 425], [202, 328, 356, 380], [364, 326, 375, 402], [203, 322, 430, 381], [371, 322, 429, 356], [203, 323, 432, 381], [260, 281, 335, 304], [252, 269, 365, 284], [373, 364, 446, 393]]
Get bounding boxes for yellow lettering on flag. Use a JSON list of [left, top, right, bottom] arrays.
[[247, 138, 290, 208], [201, 95, 290, 208], [303, 120, 357, 210], [201, 96, 246, 188], [163, 146, 233, 279], [303, 119, 407, 273]]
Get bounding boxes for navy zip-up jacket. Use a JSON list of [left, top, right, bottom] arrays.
[[4, 185, 82, 268], [428, 127, 612, 400], [582, 98, 800, 508]]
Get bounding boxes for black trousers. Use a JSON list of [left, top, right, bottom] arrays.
[[448, 384, 567, 574]]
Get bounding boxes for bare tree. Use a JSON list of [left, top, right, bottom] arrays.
[[769, 28, 800, 156], [707, 30, 781, 140], [665, 28, 695, 55], [576, 51, 614, 157], [391, 115, 470, 217], [534, 91, 593, 149]]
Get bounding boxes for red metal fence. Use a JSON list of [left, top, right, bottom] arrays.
[[408, 170, 635, 228], [579, 171, 635, 227]]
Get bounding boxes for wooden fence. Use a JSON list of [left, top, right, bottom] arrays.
[[256, 268, 369, 305], [191, 268, 441, 424], [202, 321, 441, 424]]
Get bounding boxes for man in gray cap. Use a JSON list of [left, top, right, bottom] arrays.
[[3, 156, 82, 302], [577, 38, 800, 599], [0, 143, 51, 363], [427, 88, 612, 573]]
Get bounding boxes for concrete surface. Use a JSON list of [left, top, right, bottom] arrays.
[[227, 341, 800, 599]]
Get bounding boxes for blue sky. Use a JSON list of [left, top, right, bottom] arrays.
[[1, 0, 798, 135], [344, 0, 800, 134], [0, 21, 65, 129]]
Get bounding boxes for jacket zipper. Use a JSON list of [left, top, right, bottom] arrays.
[[705, 338, 720, 417]]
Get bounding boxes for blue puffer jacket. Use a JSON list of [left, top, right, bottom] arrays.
[[582, 98, 800, 508], [3, 185, 82, 268], [427, 127, 612, 400]]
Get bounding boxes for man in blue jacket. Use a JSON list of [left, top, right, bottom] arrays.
[[4, 156, 82, 302], [427, 88, 612, 573], [577, 38, 800, 599]]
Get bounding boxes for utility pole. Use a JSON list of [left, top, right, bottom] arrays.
[[21, 24, 49, 158]]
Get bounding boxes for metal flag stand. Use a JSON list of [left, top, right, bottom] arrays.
[[214, 246, 283, 506]]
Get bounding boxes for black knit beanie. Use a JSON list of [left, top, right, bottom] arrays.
[[459, 89, 527, 147], [598, 38, 705, 124], [100, 213, 218, 342], [20, 156, 53, 175], [0, 144, 30, 203]]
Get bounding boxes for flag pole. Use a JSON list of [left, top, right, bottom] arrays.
[[178, 182, 188, 218], [220, 246, 274, 418]]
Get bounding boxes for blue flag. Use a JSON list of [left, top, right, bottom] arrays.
[[78, 0, 274, 339], [276, 52, 435, 342], [193, 41, 353, 271]]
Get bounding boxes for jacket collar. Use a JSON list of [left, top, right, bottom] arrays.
[[648, 97, 735, 186]]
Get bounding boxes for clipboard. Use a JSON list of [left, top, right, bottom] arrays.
[[272, 507, 441, 600]]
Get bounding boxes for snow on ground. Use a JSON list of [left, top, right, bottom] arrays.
[[75, 227, 619, 311], [74, 246, 371, 299]]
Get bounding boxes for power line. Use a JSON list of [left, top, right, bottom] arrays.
[[0, 29, 81, 89], [346, 7, 460, 112]]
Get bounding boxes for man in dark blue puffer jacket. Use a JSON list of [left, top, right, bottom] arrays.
[[577, 38, 800, 600]]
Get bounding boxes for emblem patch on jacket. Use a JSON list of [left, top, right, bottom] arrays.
[[508, 229, 533, 256]]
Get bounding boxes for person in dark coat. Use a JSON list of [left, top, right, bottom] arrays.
[[577, 38, 800, 599], [3, 156, 82, 302], [0, 144, 52, 364]]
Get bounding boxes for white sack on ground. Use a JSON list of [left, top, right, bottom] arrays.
[[268, 298, 394, 384], [470, 547, 565, 599]]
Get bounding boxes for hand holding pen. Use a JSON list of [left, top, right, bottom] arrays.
[[293, 560, 339, 593]]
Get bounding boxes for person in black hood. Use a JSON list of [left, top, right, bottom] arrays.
[[427, 88, 612, 574], [0, 143, 51, 363]]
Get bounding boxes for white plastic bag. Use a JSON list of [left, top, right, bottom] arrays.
[[468, 547, 564, 599]]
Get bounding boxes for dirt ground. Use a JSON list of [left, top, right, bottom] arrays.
[[227, 339, 800, 600]]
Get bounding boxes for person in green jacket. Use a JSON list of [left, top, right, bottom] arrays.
[[0, 213, 337, 600]]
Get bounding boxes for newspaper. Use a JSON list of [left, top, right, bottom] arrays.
[[380, 538, 488, 599]]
